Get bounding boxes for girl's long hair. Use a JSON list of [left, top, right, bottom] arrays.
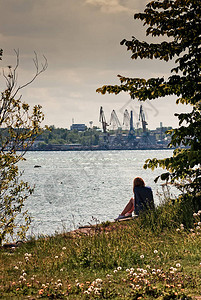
[[133, 177, 145, 193]]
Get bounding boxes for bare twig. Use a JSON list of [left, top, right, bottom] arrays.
[[1, 50, 48, 99], [13, 51, 48, 98]]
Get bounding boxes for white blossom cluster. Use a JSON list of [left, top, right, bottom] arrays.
[[84, 278, 103, 296]]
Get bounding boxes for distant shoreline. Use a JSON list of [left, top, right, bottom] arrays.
[[27, 146, 174, 152]]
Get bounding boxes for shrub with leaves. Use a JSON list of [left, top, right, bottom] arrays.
[[0, 50, 47, 244]]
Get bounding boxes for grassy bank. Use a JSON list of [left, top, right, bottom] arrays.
[[1, 207, 201, 299]]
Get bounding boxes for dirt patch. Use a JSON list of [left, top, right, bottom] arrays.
[[70, 217, 135, 236]]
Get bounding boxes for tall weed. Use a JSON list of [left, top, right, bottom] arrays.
[[139, 190, 201, 232]]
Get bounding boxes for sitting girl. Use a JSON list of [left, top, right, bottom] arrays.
[[115, 177, 154, 221]]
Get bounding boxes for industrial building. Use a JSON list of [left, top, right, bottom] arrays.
[[70, 124, 86, 131]]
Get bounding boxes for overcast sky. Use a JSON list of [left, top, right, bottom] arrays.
[[0, 0, 190, 130]]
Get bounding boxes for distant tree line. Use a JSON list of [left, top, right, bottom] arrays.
[[34, 125, 172, 148], [0, 125, 173, 150], [36, 126, 101, 147]]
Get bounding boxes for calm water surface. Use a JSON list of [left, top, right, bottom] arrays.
[[19, 150, 173, 237]]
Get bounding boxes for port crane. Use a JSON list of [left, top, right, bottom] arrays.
[[129, 110, 135, 136], [123, 109, 135, 135], [139, 105, 148, 133], [123, 109, 130, 130], [110, 110, 121, 131], [99, 106, 109, 133], [137, 104, 155, 148]]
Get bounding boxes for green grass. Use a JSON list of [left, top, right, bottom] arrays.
[[1, 204, 201, 299]]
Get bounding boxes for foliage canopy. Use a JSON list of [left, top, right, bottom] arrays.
[[97, 0, 201, 203]]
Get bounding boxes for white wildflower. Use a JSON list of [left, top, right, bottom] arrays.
[[24, 253, 32, 257], [14, 266, 19, 270], [55, 256, 58, 259], [176, 263, 181, 268], [62, 246, 66, 250], [88, 286, 94, 292], [94, 288, 100, 295], [84, 290, 90, 294], [140, 255, 144, 259], [154, 250, 158, 254], [193, 213, 197, 217], [117, 266, 122, 271]]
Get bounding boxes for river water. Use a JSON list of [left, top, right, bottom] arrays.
[[19, 150, 174, 237]]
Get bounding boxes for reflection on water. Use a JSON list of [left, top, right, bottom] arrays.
[[19, 150, 174, 237]]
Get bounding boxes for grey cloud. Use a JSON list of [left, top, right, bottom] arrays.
[[84, 0, 149, 14], [85, 0, 132, 14], [0, 0, 189, 130]]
